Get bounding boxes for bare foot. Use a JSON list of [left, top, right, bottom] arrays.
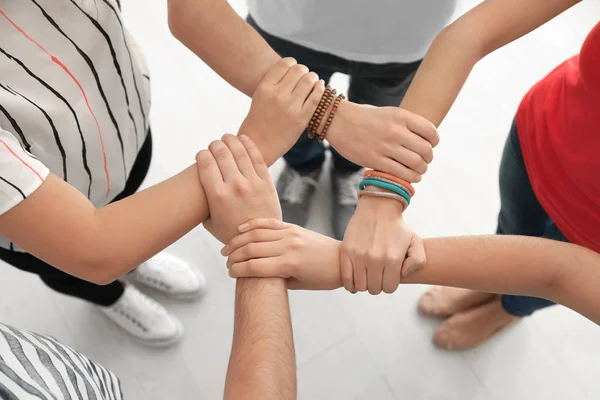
[[433, 296, 520, 350], [417, 286, 496, 317]]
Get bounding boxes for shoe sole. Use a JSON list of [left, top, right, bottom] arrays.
[[136, 319, 184, 348], [100, 310, 185, 348]]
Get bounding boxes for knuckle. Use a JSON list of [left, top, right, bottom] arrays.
[[213, 187, 228, 200], [233, 180, 249, 195], [289, 237, 304, 251], [292, 64, 309, 74], [281, 57, 297, 68]]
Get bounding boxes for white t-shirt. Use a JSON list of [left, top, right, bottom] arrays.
[[247, 0, 460, 64], [0, 0, 150, 251]]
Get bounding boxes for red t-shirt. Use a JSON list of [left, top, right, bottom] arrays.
[[516, 21, 600, 252]]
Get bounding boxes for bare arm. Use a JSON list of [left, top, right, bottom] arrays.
[[0, 130, 286, 285], [225, 278, 295, 400], [400, 0, 582, 126], [224, 222, 600, 325], [195, 136, 298, 399], [407, 236, 600, 325], [167, 0, 279, 97]]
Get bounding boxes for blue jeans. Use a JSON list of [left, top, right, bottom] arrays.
[[248, 16, 421, 173], [497, 121, 568, 317]]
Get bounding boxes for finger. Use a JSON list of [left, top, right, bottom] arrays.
[[401, 236, 427, 279], [222, 228, 284, 256], [292, 72, 319, 104], [339, 249, 356, 293], [195, 150, 224, 189], [227, 241, 284, 268], [229, 257, 287, 279], [261, 57, 298, 86], [366, 260, 384, 295], [221, 134, 254, 178], [208, 140, 239, 182], [382, 256, 403, 294], [279, 64, 310, 93], [387, 145, 428, 175], [401, 133, 435, 164], [405, 112, 439, 147], [353, 256, 368, 292], [238, 135, 270, 180], [301, 79, 326, 116], [238, 217, 289, 233], [376, 157, 422, 183]]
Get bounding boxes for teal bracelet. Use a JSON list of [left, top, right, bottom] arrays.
[[359, 179, 411, 204], [360, 176, 413, 199]]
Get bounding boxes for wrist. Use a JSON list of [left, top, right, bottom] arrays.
[[323, 99, 351, 146], [357, 189, 405, 216], [237, 122, 276, 167]]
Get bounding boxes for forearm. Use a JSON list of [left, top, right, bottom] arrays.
[[399, 23, 480, 127], [91, 166, 209, 281], [0, 166, 209, 284], [225, 278, 296, 400], [321, 235, 599, 323], [409, 236, 600, 324], [400, 0, 582, 127], [168, 0, 280, 97]]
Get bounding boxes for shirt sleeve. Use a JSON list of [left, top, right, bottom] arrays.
[[0, 127, 50, 216]]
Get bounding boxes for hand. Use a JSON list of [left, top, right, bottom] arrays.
[[196, 134, 281, 243], [240, 57, 325, 166], [340, 195, 426, 294], [222, 218, 343, 291], [327, 102, 439, 183]]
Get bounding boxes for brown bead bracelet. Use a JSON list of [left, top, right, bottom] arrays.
[[307, 85, 333, 138], [318, 93, 345, 142], [312, 88, 336, 138]]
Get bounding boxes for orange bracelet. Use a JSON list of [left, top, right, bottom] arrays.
[[363, 170, 415, 196]]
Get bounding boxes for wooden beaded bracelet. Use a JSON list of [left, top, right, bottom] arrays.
[[307, 85, 331, 133], [318, 93, 345, 142], [307, 85, 334, 138], [311, 88, 336, 138]]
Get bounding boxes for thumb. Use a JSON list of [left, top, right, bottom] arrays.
[[401, 235, 426, 279]]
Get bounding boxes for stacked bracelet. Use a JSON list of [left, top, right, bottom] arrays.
[[359, 179, 411, 204], [359, 188, 409, 211], [363, 170, 415, 196], [307, 85, 331, 134], [358, 169, 415, 210], [308, 86, 336, 139], [318, 93, 345, 143]]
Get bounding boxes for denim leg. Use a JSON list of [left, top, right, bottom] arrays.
[[495, 120, 569, 317], [330, 59, 422, 172], [248, 16, 348, 173]]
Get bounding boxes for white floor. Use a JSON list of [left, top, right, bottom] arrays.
[[1, 1, 600, 399]]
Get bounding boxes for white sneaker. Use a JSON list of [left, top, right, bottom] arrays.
[[98, 285, 183, 347], [128, 252, 206, 300]]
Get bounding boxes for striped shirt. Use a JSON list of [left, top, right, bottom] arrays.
[[0, 0, 151, 251], [0, 323, 122, 399]]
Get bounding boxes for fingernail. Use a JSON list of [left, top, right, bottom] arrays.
[[402, 267, 416, 279], [221, 245, 229, 256], [239, 134, 248, 141], [238, 222, 249, 232]]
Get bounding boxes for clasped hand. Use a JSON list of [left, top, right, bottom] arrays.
[[197, 59, 432, 294]]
